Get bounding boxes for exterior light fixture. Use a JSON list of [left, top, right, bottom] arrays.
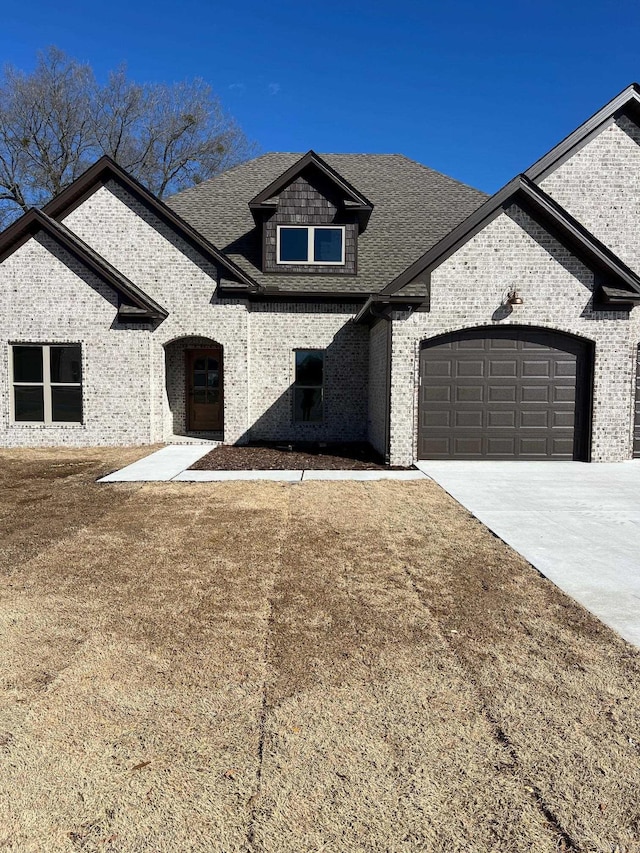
[[502, 288, 524, 307]]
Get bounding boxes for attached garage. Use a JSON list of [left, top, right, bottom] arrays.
[[418, 327, 592, 460]]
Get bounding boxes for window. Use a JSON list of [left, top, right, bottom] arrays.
[[11, 344, 82, 424], [293, 350, 324, 423], [277, 226, 344, 265]]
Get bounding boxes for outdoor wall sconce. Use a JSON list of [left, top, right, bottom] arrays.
[[502, 288, 524, 307]]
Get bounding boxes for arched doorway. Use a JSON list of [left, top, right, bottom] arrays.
[[418, 326, 593, 460], [164, 336, 224, 437]]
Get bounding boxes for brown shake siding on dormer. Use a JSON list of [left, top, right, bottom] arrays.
[[262, 174, 358, 275]]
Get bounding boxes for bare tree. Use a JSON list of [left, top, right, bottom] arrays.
[[0, 48, 255, 226]]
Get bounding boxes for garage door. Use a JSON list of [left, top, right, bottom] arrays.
[[418, 327, 591, 460]]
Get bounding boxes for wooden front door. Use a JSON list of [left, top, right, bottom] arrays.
[[186, 348, 223, 432]]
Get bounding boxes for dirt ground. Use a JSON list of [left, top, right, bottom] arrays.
[[190, 442, 408, 471], [0, 448, 639, 853]]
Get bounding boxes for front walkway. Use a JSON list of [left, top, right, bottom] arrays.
[[416, 460, 640, 647], [99, 445, 427, 483]]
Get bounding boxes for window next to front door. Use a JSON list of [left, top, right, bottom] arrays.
[[293, 350, 325, 423], [11, 344, 83, 423]]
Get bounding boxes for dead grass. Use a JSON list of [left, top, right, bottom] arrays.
[[0, 448, 639, 852]]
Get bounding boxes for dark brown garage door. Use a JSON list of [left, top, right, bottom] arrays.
[[418, 327, 591, 460]]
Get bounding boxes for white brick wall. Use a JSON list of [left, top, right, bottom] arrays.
[[247, 302, 368, 443], [0, 234, 152, 447], [540, 118, 640, 278]]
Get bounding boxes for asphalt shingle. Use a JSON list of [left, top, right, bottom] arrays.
[[167, 153, 487, 295]]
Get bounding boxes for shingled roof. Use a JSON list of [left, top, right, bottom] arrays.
[[167, 153, 488, 296]]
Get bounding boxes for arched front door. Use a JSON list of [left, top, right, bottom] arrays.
[[186, 347, 223, 432], [418, 327, 592, 460]]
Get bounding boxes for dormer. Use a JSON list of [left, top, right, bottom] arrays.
[[248, 151, 373, 275]]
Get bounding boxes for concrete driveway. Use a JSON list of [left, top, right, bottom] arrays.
[[415, 460, 640, 647]]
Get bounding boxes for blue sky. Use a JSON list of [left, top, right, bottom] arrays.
[[2, 0, 640, 193]]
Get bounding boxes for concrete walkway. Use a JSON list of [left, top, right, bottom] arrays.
[[99, 446, 427, 483], [98, 445, 212, 482], [416, 460, 640, 647]]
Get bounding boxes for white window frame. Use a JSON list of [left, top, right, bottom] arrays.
[[9, 343, 83, 425], [292, 348, 325, 424], [276, 225, 345, 266]]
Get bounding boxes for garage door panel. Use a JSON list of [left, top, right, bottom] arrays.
[[522, 359, 551, 377], [422, 360, 452, 376], [491, 339, 519, 349], [521, 340, 552, 350], [457, 339, 485, 350], [555, 360, 577, 377], [489, 360, 518, 377], [552, 411, 575, 428], [423, 385, 451, 402], [488, 385, 517, 402], [520, 410, 548, 428], [488, 411, 516, 428], [457, 360, 484, 377], [422, 410, 451, 427], [454, 410, 483, 428], [553, 438, 575, 456], [486, 437, 517, 456], [421, 437, 451, 457], [454, 437, 485, 455], [456, 385, 484, 402], [519, 438, 550, 456], [521, 385, 549, 403], [419, 328, 590, 461], [553, 386, 575, 403]]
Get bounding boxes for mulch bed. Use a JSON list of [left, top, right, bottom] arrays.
[[189, 442, 412, 471]]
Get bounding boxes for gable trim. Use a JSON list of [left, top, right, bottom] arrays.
[[41, 156, 260, 292], [380, 174, 640, 305], [0, 208, 168, 320], [248, 150, 374, 229], [525, 82, 640, 183]]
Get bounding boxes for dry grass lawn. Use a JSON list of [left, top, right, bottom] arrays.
[[0, 448, 639, 852]]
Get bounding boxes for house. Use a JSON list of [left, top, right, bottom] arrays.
[[2, 83, 640, 465]]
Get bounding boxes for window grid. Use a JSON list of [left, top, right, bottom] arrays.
[[277, 226, 345, 266], [10, 344, 83, 425]]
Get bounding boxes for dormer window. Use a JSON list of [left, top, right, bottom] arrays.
[[249, 151, 373, 276], [277, 226, 345, 265]]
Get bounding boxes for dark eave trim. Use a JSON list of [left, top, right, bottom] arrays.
[[525, 82, 640, 182], [41, 155, 260, 292], [381, 174, 640, 302], [0, 208, 168, 320], [245, 287, 373, 304], [354, 293, 426, 325], [248, 150, 374, 212]]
